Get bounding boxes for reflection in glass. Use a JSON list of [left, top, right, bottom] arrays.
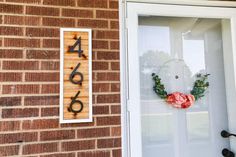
[[183, 40, 205, 76], [187, 112, 210, 141], [138, 16, 229, 157], [142, 113, 173, 143]]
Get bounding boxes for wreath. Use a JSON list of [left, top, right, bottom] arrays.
[[152, 73, 210, 109]]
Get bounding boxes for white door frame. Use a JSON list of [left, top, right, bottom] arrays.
[[119, 1, 236, 157]]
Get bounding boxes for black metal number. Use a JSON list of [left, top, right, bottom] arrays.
[[68, 90, 83, 115], [68, 37, 83, 57], [69, 63, 83, 85]]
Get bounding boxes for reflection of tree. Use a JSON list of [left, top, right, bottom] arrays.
[[139, 50, 207, 100], [140, 50, 171, 74], [139, 50, 172, 100]]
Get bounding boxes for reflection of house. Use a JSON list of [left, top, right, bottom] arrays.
[[137, 16, 228, 157]]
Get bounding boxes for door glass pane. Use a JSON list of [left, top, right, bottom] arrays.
[[138, 16, 230, 157]]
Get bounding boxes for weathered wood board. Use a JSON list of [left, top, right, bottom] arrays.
[[60, 28, 92, 123]]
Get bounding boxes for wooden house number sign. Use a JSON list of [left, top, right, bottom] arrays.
[[60, 28, 92, 123]]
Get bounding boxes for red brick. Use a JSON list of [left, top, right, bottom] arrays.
[[96, 116, 121, 126], [78, 19, 108, 28], [0, 26, 23, 36], [0, 49, 23, 58], [0, 121, 20, 131], [0, 4, 23, 14], [40, 153, 76, 157], [2, 84, 40, 94], [96, 30, 119, 39], [111, 62, 120, 70], [40, 130, 75, 141], [111, 83, 120, 92], [25, 72, 59, 82], [2, 108, 39, 118], [0, 145, 19, 156], [22, 119, 59, 130], [109, 0, 119, 9], [0, 73, 22, 82], [111, 126, 121, 136], [97, 138, 121, 148], [111, 105, 121, 114], [24, 96, 59, 106], [26, 28, 59, 37], [110, 41, 119, 50], [0, 132, 37, 144], [97, 94, 120, 103], [96, 72, 120, 81], [6, 0, 41, 3], [61, 121, 95, 128], [41, 107, 59, 117], [0, 97, 21, 106], [77, 127, 110, 138], [4, 15, 41, 26], [110, 20, 119, 29], [41, 61, 60, 70], [43, 39, 60, 48], [43, 0, 75, 6], [77, 0, 107, 8], [93, 40, 109, 49], [26, 6, 59, 16], [112, 149, 122, 157], [41, 84, 59, 94], [96, 10, 119, 19], [26, 50, 59, 59], [2, 61, 39, 70], [62, 140, 95, 151], [62, 9, 93, 18], [77, 151, 110, 157], [93, 106, 109, 115], [43, 17, 75, 27], [23, 143, 58, 155], [97, 51, 119, 60], [93, 83, 110, 92], [4, 38, 40, 48], [92, 61, 109, 70]]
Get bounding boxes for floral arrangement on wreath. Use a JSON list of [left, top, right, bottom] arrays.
[[152, 73, 210, 109]]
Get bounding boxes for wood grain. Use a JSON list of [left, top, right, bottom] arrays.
[[63, 31, 90, 120]]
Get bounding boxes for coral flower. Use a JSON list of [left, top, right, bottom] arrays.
[[166, 92, 195, 109]]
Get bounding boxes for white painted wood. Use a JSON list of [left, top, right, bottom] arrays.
[[126, 3, 236, 157], [126, 0, 236, 8], [127, 6, 143, 157], [119, 0, 130, 157], [59, 28, 92, 124]]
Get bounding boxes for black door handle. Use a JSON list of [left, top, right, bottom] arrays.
[[222, 148, 235, 157], [221, 130, 236, 138]]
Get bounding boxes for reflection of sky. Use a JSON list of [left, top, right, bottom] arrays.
[[139, 26, 171, 56], [139, 25, 205, 76], [183, 39, 206, 75]]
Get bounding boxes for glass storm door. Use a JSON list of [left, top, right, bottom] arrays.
[[127, 3, 236, 157]]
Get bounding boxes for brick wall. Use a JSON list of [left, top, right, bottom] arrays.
[[0, 0, 121, 156]]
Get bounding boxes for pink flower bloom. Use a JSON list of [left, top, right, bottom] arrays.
[[166, 92, 195, 109], [181, 94, 195, 108]]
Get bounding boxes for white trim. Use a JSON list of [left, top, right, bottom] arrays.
[[120, 1, 236, 157], [126, 0, 236, 8], [124, 2, 236, 157], [59, 28, 93, 124], [120, 1, 130, 157]]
